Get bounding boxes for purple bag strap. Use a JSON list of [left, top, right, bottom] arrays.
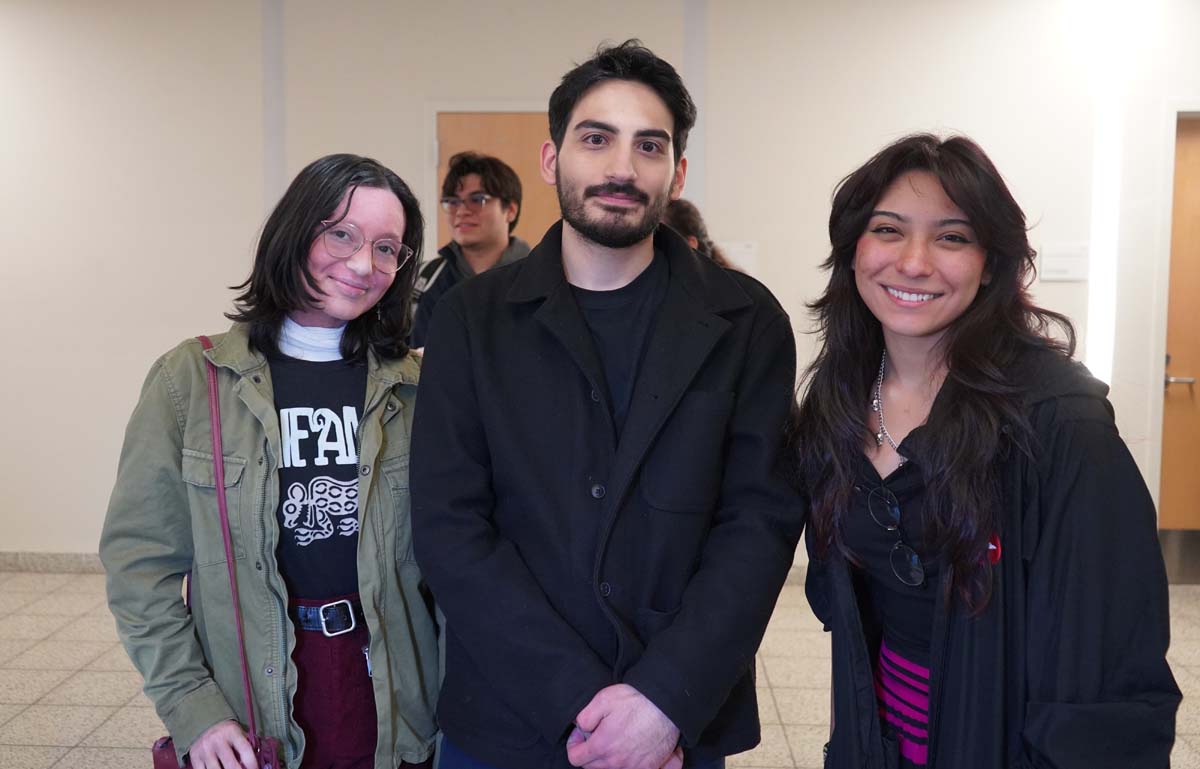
[[196, 335, 260, 738]]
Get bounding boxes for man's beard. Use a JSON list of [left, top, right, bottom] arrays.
[[557, 169, 670, 249]]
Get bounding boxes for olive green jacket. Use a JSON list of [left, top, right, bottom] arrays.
[[100, 324, 438, 768]]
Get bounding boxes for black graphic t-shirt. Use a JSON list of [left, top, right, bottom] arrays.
[[268, 355, 367, 599]]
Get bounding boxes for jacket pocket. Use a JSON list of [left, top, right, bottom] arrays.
[[182, 449, 248, 566], [633, 605, 681, 646], [380, 455, 415, 563], [642, 391, 735, 513]]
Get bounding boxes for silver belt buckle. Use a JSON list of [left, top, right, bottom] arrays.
[[318, 599, 355, 637]]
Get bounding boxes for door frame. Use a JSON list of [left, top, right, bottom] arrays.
[[1147, 103, 1200, 510], [422, 100, 548, 262]]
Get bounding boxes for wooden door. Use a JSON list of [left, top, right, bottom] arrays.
[[1160, 116, 1200, 529], [435, 112, 559, 250]]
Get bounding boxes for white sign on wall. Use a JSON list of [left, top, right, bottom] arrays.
[[1039, 243, 1090, 283]]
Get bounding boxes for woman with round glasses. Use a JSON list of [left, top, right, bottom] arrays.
[[101, 154, 439, 769], [796, 134, 1179, 768]]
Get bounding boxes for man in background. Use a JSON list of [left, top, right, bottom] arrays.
[[410, 151, 530, 348]]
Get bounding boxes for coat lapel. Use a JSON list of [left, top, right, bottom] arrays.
[[604, 228, 752, 516], [532, 285, 609, 410], [607, 279, 730, 496], [510, 221, 610, 421]]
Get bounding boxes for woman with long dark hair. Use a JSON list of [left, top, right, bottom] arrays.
[[798, 134, 1179, 767], [101, 154, 439, 769]]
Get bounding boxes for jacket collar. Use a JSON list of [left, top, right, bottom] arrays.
[[203, 322, 419, 387], [203, 323, 267, 376], [505, 220, 752, 314], [442, 236, 532, 279]]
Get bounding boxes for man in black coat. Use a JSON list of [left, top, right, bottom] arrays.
[[412, 40, 804, 769]]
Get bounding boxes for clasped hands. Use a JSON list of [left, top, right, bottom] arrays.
[[567, 684, 683, 769]]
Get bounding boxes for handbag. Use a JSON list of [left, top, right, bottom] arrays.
[[152, 336, 284, 769]]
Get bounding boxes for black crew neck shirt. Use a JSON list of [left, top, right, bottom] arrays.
[[570, 250, 669, 439]]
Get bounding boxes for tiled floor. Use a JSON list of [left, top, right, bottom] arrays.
[[0, 571, 1197, 768], [0, 572, 159, 769]]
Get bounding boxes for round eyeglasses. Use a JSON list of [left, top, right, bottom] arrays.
[[440, 192, 494, 214], [319, 220, 413, 274], [865, 486, 926, 587]]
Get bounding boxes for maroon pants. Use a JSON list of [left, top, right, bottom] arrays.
[[290, 596, 432, 769]]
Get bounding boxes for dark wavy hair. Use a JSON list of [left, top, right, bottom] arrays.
[[441, 151, 523, 233], [662, 198, 731, 268], [796, 134, 1076, 612], [549, 39, 696, 161], [227, 153, 423, 361]]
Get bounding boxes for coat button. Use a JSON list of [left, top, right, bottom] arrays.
[[599, 581, 612, 597], [590, 483, 606, 499], [386, 402, 396, 411], [360, 465, 371, 476], [253, 375, 262, 384], [590, 389, 601, 403], [264, 665, 274, 676]]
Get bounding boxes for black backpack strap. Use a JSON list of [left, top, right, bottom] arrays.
[[412, 256, 450, 301]]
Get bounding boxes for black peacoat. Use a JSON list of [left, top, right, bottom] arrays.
[[411, 221, 805, 769]]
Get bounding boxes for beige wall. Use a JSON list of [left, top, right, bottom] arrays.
[[0, 1, 265, 553], [705, 0, 1093, 367], [1, 0, 1198, 554]]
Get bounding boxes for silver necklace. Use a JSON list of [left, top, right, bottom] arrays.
[[871, 351, 905, 460]]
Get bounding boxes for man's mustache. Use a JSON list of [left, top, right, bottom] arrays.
[[584, 183, 649, 204]]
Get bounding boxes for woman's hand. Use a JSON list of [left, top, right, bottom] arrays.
[[188, 720, 258, 769]]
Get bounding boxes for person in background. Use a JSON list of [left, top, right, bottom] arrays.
[[101, 154, 439, 769], [797, 133, 1179, 768], [661, 198, 732, 269], [411, 40, 803, 769], [410, 151, 530, 348]]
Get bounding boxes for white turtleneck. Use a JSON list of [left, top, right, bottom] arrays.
[[278, 317, 345, 361]]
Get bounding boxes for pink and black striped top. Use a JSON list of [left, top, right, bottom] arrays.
[[874, 639, 931, 767]]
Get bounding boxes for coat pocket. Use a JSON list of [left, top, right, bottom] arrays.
[[633, 605, 681, 646], [181, 449, 248, 566], [380, 455, 415, 563], [642, 390, 735, 513]]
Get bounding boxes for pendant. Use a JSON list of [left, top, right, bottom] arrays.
[[875, 431, 884, 446], [871, 398, 881, 413]]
